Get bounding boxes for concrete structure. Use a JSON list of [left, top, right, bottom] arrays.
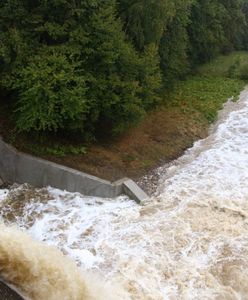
[[0, 136, 148, 202], [0, 281, 25, 300]]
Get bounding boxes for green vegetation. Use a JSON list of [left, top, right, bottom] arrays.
[[0, 0, 248, 144], [27, 144, 87, 158], [1, 51, 245, 160], [197, 52, 248, 77], [0, 51, 246, 181], [168, 77, 245, 123], [168, 52, 248, 124], [225, 52, 248, 80]]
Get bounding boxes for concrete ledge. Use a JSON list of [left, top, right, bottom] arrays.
[[115, 178, 148, 204], [0, 281, 25, 300], [0, 137, 148, 202]]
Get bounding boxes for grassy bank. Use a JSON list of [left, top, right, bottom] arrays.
[[166, 51, 248, 123], [1, 51, 248, 181]]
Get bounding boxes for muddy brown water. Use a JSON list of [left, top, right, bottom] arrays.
[[1, 88, 248, 299]]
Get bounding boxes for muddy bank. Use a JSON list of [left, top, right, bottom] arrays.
[[17, 107, 208, 183]]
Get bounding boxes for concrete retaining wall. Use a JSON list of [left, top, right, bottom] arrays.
[[0, 137, 148, 202]]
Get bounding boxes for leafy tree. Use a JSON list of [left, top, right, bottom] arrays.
[[240, 0, 248, 49], [0, 0, 161, 136], [13, 51, 88, 132], [0, 0, 248, 139], [219, 0, 246, 52], [188, 0, 246, 65], [118, 0, 176, 51], [159, 0, 193, 83], [188, 0, 227, 64]]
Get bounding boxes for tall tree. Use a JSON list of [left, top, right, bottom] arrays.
[[219, 0, 245, 52], [241, 0, 248, 49], [1, 0, 248, 138], [118, 0, 176, 50], [188, 0, 227, 64], [0, 0, 162, 135], [159, 0, 193, 83]]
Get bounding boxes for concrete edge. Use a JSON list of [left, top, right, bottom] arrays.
[[0, 136, 148, 203], [114, 178, 149, 204], [0, 280, 26, 300]]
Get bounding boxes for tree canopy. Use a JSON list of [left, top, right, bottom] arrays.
[[0, 0, 248, 138]]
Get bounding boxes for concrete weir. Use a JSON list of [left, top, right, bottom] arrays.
[[0, 137, 148, 202]]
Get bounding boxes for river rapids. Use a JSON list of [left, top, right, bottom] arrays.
[[1, 88, 248, 299]]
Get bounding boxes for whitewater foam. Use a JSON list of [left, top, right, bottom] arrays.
[[0, 224, 130, 300], [1, 88, 248, 299]]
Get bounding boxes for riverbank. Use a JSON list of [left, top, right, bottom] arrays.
[[2, 84, 248, 299], [0, 52, 247, 181]]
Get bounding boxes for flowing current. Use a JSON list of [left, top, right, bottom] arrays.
[[1, 88, 248, 299]]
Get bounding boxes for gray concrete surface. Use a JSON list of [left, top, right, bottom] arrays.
[[0, 281, 25, 300], [0, 137, 148, 202], [116, 178, 148, 204]]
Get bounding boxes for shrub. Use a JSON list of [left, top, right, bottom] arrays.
[[228, 59, 241, 78], [239, 63, 248, 80], [12, 52, 88, 133], [228, 58, 248, 81]]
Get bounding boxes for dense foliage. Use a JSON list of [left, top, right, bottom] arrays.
[[0, 0, 248, 138]]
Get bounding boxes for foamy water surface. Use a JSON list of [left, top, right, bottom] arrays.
[[2, 89, 248, 299]]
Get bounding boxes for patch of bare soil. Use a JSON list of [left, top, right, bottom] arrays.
[[42, 106, 208, 182], [0, 102, 208, 183]]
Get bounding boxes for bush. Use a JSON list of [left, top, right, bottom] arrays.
[[228, 58, 248, 81], [228, 59, 241, 78], [239, 63, 248, 80], [12, 52, 88, 133]]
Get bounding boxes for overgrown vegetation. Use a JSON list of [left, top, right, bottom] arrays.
[[0, 51, 246, 180], [168, 52, 248, 123], [168, 77, 245, 123], [0, 0, 248, 142]]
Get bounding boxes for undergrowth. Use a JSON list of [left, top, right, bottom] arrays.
[[166, 51, 248, 123]]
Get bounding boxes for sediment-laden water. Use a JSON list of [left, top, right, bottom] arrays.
[[1, 88, 248, 299]]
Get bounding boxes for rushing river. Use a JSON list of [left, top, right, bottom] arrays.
[[1, 88, 248, 299]]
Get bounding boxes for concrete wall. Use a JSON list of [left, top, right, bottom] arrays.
[[0, 281, 25, 300], [0, 137, 148, 202]]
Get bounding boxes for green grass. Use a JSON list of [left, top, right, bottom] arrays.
[[166, 51, 248, 123], [21, 142, 87, 157], [196, 51, 248, 77]]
